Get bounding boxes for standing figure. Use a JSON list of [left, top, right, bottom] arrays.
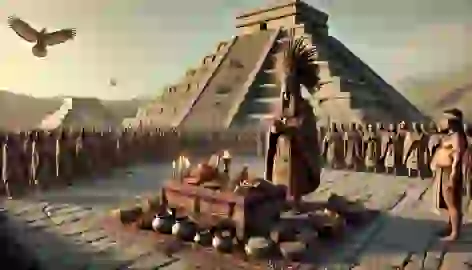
[[464, 123, 472, 145], [30, 132, 39, 188], [395, 121, 408, 175], [363, 124, 379, 172], [317, 126, 326, 165], [403, 123, 425, 177], [381, 124, 396, 174], [430, 108, 470, 241], [322, 123, 344, 169], [344, 123, 363, 170], [1, 137, 11, 198], [428, 123, 442, 167], [265, 34, 321, 211]]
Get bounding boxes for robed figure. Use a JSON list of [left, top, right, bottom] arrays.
[[265, 35, 321, 210], [381, 124, 397, 173], [344, 123, 363, 170], [403, 123, 427, 177], [322, 123, 344, 169], [363, 124, 379, 172], [395, 121, 408, 174]]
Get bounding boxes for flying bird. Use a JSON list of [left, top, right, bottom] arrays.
[[109, 78, 117, 87], [7, 16, 76, 58]]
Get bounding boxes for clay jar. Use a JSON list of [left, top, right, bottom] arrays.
[[194, 229, 212, 246], [212, 230, 233, 253], [172, 216, 197, 241], [152, 212, 174, 234]]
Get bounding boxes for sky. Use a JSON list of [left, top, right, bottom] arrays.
[[0, 0, 471, 100]]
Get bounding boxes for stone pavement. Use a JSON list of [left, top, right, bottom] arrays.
[[1, 157, 471, 269]]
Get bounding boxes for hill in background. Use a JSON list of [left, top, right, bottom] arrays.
[[1, 64, 472, 132], [0, 90, 149, 131], [400, 65, 472, 122]]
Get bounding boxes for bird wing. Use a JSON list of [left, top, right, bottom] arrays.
[[7, 16, 38, 43], [44, 28, 76, 46]]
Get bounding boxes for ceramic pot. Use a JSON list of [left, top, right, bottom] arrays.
[[194, 229, 212, 246], [172, 217, 196, 241], [212, 231, 233, 253], [152, 213, 173, 234]]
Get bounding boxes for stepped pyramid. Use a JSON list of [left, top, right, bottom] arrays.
[[132, 0, 424, 130], [38, 97, 118, 131]]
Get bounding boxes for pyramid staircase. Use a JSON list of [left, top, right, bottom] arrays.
[[178, 29, 280, 131]]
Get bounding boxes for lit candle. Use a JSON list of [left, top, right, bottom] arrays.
[[178, 156, 184, 183], [172, 160, 176, 179]]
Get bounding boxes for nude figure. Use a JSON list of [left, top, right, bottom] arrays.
[[431, 109, 469, 241]]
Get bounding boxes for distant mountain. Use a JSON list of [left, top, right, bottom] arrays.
[[0, 91, 62, 131], [400, 65, 472, 121], [0, 90, 150, 131]]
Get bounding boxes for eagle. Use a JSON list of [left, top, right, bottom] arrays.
[[7, 16, 76, 58]]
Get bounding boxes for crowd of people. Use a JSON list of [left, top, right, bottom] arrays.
[[319, 119, 471, 178], [0, 128, 180, 198], [320, 109, 472, 241]]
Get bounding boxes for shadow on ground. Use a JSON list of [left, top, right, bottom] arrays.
[[0, 209, 129, 269]]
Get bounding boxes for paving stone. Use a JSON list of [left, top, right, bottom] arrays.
[[54, 216, 99, 236], [357, 241, 413, 269], [51, 205, 86, 215], [423, 249, 444, 270], [353, 254, 399, 270], [365, 191, 407, 211], [49, 210, 91, 225], [440, 242, 472, 270], [126, 253, 179, 269], [3, 201, 46, 216], [112, 241, 155, 263], [371, 215, 437, 253], [403, 254, 423, 270], [89, 239, 118, 253], [21, 211, 49, 223], [26, 218, 51, 230], [75, 229, 109, 243]]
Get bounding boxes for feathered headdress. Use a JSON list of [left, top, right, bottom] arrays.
[[276, 33, 320, 90]]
